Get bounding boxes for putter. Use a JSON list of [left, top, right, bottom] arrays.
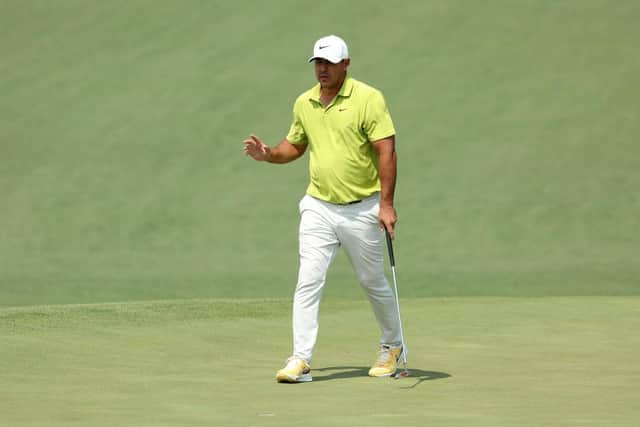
[[384, 228, 410, 379]]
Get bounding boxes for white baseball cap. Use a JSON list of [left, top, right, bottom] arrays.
[[308, 35, 349, 64]]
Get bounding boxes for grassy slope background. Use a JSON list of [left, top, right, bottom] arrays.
[[1, 0, 639, 307]]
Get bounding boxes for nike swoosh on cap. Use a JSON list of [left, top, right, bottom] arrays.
[[318, 45, 330, 49]]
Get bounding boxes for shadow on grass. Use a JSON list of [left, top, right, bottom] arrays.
[[313, 366, 451, 388]]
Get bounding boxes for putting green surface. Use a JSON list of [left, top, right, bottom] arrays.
[[2, 297, 639, 426]]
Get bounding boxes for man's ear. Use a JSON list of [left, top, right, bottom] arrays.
[[343, 58, 351, 69]]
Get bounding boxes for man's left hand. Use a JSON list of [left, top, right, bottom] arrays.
[[379, 204, 397, 239]]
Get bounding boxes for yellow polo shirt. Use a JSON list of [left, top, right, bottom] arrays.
[[286, 76, 395, 204]]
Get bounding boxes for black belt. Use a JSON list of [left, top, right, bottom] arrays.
[[337, 199, 362, 205]]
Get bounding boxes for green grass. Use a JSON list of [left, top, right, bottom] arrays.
[[1, 1, 639, 425], [1, 0, 639, 306], [2, 297, 640, 426]]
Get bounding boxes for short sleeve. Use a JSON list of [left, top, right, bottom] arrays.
[[285, 100, 307, 144], [362, 90, 396, 142]]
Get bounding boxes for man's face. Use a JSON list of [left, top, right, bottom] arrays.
[[314, 58, 350, 90]]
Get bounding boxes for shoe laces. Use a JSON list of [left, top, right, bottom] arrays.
[[284, 357, 306, 369], [374, 345, 396, 366], [284, 357, 310, 374]]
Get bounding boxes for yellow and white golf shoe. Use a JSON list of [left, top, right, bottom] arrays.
[[368, 345, 403, 377], [276, 357, 312, 383]]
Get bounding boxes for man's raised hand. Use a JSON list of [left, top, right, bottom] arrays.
[[243, 134, 271, 161]]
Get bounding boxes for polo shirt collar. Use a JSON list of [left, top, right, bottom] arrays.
[[337, 76, 354, 98], [310, 76, 354, 104]]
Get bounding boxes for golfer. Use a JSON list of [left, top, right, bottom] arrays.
[[243, 35, 402, 383]]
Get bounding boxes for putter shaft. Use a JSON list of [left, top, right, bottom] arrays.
[[384, 229, 409, 373]]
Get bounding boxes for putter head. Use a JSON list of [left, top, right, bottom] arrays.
[[393, 369, 410, 379]]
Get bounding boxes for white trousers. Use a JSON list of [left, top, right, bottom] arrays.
[[292, 193, 402, 363]]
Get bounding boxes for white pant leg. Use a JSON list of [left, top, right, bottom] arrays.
[[292, 196, 339, 363], [336, 196, 402, 347]]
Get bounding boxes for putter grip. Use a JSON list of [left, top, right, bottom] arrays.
[[384, 228, 395, 267]]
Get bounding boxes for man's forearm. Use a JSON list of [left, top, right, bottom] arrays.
[[267, 140, 307, 164], [377, 141, 397, 206], [379, 152, 397, 206]]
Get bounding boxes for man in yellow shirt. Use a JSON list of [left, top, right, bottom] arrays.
[[243, 35, 402, 383]]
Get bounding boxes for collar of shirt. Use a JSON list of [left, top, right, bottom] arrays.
[[308, 76, 354, 107]]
